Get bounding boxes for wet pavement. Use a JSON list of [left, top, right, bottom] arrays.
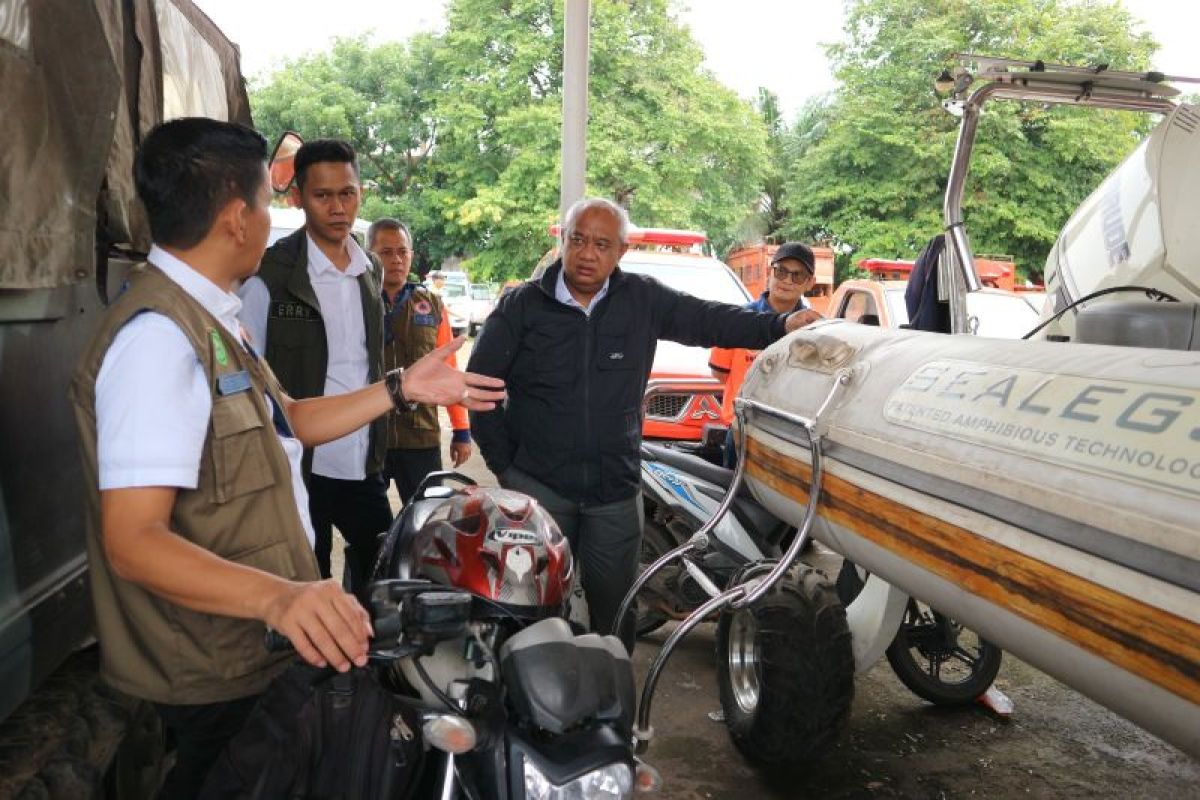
[[629, 621, 1198, 799]]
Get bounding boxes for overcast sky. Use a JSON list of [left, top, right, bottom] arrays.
[[195, 0, 1199, 119]]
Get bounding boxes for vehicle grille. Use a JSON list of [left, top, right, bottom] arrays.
[[646, 393, 691, 421]]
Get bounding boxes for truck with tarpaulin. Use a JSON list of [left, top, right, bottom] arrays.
[[0, 1, 252, 794]]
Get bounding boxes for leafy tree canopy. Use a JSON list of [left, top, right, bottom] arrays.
[[252, 0, 768, 281], [251, 34, 444, 270], [782, 0, 1158, 279]]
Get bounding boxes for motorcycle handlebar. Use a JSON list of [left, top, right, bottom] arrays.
[[262, 612, 409, 656], [263, 580, 456, 655]]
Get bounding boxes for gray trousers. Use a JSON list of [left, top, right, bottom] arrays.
[[501, 466, 641, 651]]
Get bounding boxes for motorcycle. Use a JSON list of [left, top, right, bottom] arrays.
[[272, 472, 656, 798], [637, 441, 1003, 708]]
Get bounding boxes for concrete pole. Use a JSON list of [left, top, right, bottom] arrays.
[[559, 0, 590, 223]]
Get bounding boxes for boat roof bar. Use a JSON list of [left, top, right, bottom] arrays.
[[941, 54, 1185, 333]]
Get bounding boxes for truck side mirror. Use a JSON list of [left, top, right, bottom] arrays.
[[269, 131, 304, 193]]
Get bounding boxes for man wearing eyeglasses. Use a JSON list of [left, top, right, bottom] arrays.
[[368, 218, 473, 505], [709, 242, 822, 465], [468, 198, 817, 649]]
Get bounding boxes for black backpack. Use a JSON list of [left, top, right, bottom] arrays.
[[200, 663, 424, 799]]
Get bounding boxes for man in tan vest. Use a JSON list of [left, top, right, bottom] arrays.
[[70, 117, 504, 799], [369, 218, 473, 503]]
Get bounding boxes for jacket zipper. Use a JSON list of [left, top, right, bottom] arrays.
[[581, 309, 593, 494]]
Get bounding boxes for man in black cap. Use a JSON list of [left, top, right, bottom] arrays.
[[710, 242, 822, 464]]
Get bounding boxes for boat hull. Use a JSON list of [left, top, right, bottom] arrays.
[[740, 321, 1200, 757]]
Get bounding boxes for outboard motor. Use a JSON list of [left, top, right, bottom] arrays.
[[1042, 103, 1200, 341]]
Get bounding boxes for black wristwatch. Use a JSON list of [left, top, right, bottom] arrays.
[[385, 368, 419, 412]]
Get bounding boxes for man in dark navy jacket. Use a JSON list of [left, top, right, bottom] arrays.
[[468, 198, 818, 647]]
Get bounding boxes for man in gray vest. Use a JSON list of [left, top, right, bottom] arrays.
[[239, 139, 389, 590], [72, 118, 504, 798]]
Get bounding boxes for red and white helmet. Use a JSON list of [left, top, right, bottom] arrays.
[[408, 487, 572, 618]]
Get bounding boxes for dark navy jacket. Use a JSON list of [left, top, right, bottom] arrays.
[[468, 260, 788, 505]]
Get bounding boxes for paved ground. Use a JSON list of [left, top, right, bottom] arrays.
[[330, 354, 1198, 799], [630, 623, 1198, 799]]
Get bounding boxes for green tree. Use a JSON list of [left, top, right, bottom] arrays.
[[426, 0, 768, 279], [734, 88, 790, 246], [251, 0, 769, 281], [251, 35, 444, 269], [783, 0, 1157, 280], [734, 91, 838, 253]]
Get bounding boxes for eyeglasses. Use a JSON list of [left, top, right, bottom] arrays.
[[772, 264, 812, 283], [375, 247, 411, 260], [567, 233, 615, 254]]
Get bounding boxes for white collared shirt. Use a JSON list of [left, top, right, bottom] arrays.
[[95, 245, 315, 547], [554, 265, 609, 316], [238, 233, 374, 481], [305, 234, 372, 480]]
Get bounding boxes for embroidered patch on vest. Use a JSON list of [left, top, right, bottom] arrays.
[[413, 298, 434, 316], [413, 314, 438, 327], [269, 301, 319, 320], [210, 329, 229, 366]]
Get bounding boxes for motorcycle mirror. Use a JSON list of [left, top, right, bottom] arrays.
[[414, 470, 479, 501], [268, 130, 304, 194]]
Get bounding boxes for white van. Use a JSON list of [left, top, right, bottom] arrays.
[[426, 270, 471, 335]]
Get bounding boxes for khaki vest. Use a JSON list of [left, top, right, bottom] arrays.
[[255, 228, 387, 473], [383, 285, 443, 450], [70, 265, 320, 704]]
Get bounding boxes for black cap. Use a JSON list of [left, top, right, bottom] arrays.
[[771, 242, 815, 274]]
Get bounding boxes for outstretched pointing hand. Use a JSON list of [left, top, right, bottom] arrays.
[[403, 336, 506, 411]]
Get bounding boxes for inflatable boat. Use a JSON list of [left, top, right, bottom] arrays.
[[739, 59, 1200, 757], [740, 322, 1199, 756]]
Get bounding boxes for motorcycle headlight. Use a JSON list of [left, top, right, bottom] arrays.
[[523, 759, 633, 799]]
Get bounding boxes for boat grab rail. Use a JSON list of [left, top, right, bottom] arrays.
[[622, 370, 852, 752]]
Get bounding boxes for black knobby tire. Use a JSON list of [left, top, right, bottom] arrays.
[[635, 522, 677, 637], [885, 600, 1003, 706], [716, 566, 855, 767]]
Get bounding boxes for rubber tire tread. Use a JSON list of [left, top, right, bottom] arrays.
[[885, 613, 1003, 706], [635, 521, 677, 637], [716, 566, 854, 767]]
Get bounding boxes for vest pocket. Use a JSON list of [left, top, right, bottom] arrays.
[[211, 393, 276, 503]]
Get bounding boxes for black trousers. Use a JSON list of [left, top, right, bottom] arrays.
[[384, 446, 443, 505], [154, 694, 259, 800], [308, 472, 393, 592], [499, 466, 642, 653]]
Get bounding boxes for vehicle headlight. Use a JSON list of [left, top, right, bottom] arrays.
[[523, 759, 633, 799]]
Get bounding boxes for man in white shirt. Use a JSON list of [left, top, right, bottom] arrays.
[[239, 140, 393, 591], [72, 117, 505, 798]]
